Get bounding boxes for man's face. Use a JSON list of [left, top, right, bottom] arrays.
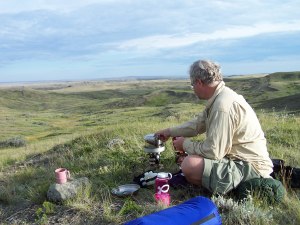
[[191, 79, 205, 100]]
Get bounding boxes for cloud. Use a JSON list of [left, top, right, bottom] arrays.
[[0, 0, 123, 13], [0, 0, 299, 81], [117, 21, 300, 50]]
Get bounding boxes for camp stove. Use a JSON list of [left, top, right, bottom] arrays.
[[144, 134, 165, 168]]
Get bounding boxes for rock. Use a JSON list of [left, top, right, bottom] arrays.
[[107, 138, 125, 149], [47, 177, 89, 202]]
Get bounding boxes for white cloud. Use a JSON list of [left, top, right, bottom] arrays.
[[118, 21, 300, 50], [0, 0, 125, 13], [0, 0, 299, 81]]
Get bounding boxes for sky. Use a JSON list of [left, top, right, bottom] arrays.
[[0, 0, 300, 82]]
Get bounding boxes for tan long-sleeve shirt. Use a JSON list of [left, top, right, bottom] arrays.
[[169, 81, 273, 178]]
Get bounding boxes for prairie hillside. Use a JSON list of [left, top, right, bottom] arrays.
[[0, 72, 299, 225]]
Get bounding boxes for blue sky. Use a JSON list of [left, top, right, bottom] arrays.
[[1, 0, 300, 82]]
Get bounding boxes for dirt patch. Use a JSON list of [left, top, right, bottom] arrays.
[[1, 203, 90, 225]]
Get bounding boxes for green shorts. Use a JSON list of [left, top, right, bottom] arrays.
[[202, 157, 260, 194]]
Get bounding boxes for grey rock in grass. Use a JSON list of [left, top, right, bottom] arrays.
[[107, 138, 125, 149], [47, 177, 89, 202]]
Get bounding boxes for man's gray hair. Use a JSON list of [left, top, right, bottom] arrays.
[[189, 60, 223, 84]]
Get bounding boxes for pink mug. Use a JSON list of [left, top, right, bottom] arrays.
[[55, 168, 70, 184]]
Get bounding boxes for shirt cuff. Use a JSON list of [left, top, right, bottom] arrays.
[[183, 139, 196, 155]]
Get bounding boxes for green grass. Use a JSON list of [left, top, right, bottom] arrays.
[[224, 71, 300, 112], [0, 74, 300, 224]]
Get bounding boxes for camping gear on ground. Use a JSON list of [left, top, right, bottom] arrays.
[[124, 196, 222, 225], [285, 166, 300, 188], [133, 170, 158, 187], [144, 134, 165, 168], [169, 170, 190, 188], [155, 172, 172, 194], [235, 177, 285, 203], [55, 168, 71, 184], [155, 172, 172, 206], [270, 158, 285, 178], [134, 170, 190, 189], [154, 192, 171, 206], [270, 158, 300, 188], [111, 184, 140, 197]]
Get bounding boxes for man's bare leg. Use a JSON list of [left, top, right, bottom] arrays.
[[181, 155, 204, 186]]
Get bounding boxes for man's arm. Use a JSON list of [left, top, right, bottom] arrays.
[[182, 110, 234, 159], [169, 112, 206, 137]]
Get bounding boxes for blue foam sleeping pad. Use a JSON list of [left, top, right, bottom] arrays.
[[124, 196, 222, 225]]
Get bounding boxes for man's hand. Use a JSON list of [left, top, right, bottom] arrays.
[[155, 128, 171, 142], [172, 136, 185, 152]]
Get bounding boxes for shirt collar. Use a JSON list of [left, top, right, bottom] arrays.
[[206, 81, 225, 109]]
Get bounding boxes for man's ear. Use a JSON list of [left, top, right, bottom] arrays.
[[197, 79, 204, 86]]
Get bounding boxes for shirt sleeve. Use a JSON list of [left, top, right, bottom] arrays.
[[169, 111, 206, 137], [183, 110, 234, 159]]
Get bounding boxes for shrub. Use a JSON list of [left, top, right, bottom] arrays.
[[0, 136, 26, 148], [212, 195, 274, 225]]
